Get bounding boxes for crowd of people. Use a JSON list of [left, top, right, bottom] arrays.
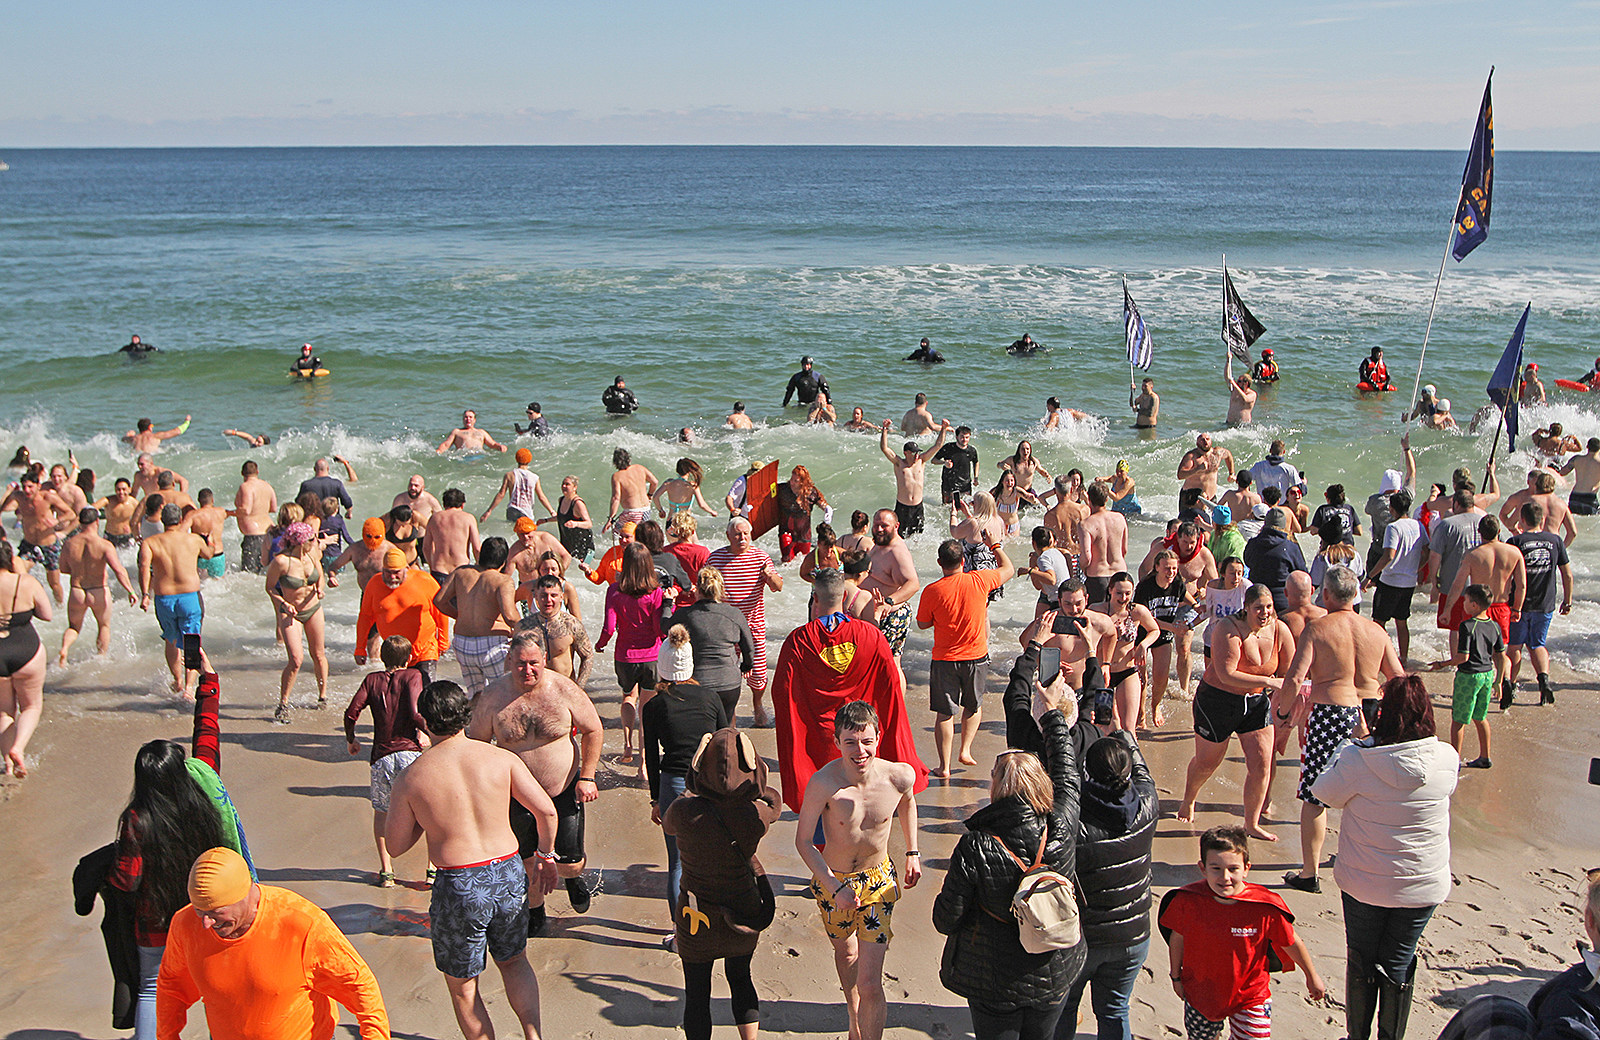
[[17, 366, 1600, 1040]]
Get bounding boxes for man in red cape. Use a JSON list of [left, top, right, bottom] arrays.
[[772, 570, 928, 812]]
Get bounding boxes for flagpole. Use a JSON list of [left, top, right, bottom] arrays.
[[1407, 196, 1465, 421], [1221, 254, 1227, 366]]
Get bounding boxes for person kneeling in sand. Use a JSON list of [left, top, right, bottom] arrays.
[[386, 679, 559, 1040], [795, 700, 921, 1040]]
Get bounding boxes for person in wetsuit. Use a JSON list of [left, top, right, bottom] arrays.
[[1007, 333, 1046, 356], [905, 337, 946, 364], [1358, 347, 1394, 391], [291, 343, 323, 374], [602, 377, 639, 416], [515, 402, 550, 436], [1252, 348, 1280, 384], [782, 356, 828, 407], [119, 334, 158, 356]]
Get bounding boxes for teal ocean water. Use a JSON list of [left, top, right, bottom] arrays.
[[4, 146, 1600, 696]]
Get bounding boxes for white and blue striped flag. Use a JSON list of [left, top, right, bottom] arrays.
[[1123, 280, 1153, 370]]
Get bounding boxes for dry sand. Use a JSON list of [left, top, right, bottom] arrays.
[[4, 645, 1598, 1040]]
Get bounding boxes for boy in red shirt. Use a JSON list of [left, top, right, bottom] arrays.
[[1161, 825, 1326, 1039]]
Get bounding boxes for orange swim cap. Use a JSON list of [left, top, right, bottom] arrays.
[[188, 848, 252, 910], [514, 516, 538, 534], [515, 447, 533, 465], [383, 548, 408, 570]]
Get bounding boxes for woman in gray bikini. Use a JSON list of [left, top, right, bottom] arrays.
[[264, 522, 328, 723]]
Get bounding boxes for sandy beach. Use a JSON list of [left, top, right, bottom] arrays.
[[4, 633, 1597, 1040]]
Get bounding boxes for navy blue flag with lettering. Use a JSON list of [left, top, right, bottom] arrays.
[[1451, 71, 1494, 262], [1486, 303, 1529, 449]]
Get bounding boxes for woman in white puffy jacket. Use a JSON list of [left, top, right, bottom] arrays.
[[1312, 673, 1458, 1040]]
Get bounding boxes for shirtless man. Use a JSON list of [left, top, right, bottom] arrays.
[[384, 680, 559, 1040], [329, 519, 394, 621], [1177, 583, 1293, 840], [1078, 482, 1129, 606], [435, 538, 520, 696], [232, 460, 278, 574], [138, 503, 216, 695], [1279, 572, 1327, 643], [122, 415, 190, 454], [1532, 423, 1582, 460], [605, 448, 658, 537], [152, 470, 193, 513], [517, 575, 593, 686], [880, 419, 948, 538], [807, 392, 837, 427], [58, 508, 137, 664], [795, 701, 921, 1040], [1, 473, 74, 602], [842, 407, 877, 433], [503, 518, 571, 585], [436, 410, 507, 454], [725, 401, 755, 430], [1274, 568, 1403, 891], [1557, 437, 1600, 516], [1217, 470, 1262, 525], [1042, 474, 1089, 562], [1442, 515, 1526, 694], [901, 393, 939, 436], [98, 478, 140, 548], [394, 475, 444, 533], [518, 551, 584, 625], [1017, 578, 1119, 690], [1499, 470, 1577, 545], [222, 428, 272, 447], [424, 489, 482, 585], [1177, 433, 1235, 499], [131, 454, 187, 500], [468, 634, 604, 933], [1224, 355, 1257, 426], [1132, 377, 1159, 429], [858, 510, 920, 684], [188, 489, 229, 579], [48, 463, 89, 515]]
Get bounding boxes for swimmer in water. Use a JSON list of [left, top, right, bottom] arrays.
[[514, 402, 550, 437], [291, 342, 323, 374], [1132, 377, 1159, 429], [119, 334, 157, 355], [726, 401, 755, 429], [1225, 354, 1257, 426], [807, 391, 837, 427], [1252, 347, 1280, 384], [602, 376, 639, 415], [841, 407, 877, 433], [436, 410, 507, 454], [123, 416, 191, 455], [1042, 396, 1092, 429], [904, 336, 945, 363], [223, 429, 272, 448], [1007, 333, 1045, 355]]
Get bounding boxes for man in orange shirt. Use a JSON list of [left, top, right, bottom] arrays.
[[915, 537, 1015, 777], [157, 847, 390, 1040], [356, 548, 449, 683]]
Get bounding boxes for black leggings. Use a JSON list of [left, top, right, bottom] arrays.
[[683, 955, 758, 1040]]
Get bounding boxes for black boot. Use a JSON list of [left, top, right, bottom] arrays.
[[1345, 948, 1380, 1040], [1376, 957, 1417, 1040], [1538, 673, 1554, 705]]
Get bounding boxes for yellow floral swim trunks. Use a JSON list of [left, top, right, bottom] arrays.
[[809, 858, 900, 943]]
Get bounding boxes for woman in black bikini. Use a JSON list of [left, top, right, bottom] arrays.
[[0, 538, 52, 776], [543, 475, 595, 563], [264, 522, 328, 723], [385, 503, 422, 569], [1094, 571, 1161, 732]]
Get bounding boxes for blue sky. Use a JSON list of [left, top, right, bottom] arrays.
[[4, 1, 1597, 148]]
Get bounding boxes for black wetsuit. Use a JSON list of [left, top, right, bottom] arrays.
[[119, 341, 157, 356], [1007, 338, 1045, 356], [293, 354, 322, 373], [905, 346, 946, 364], [602, 386, 639, 415], [782, 369, 827, 406]]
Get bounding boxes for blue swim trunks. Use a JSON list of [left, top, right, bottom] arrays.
[[154, 591, 204, 646], [429, 851, 528, 978]]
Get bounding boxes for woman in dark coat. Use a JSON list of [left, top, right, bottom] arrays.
[[934, 650, 1085, 1040], [1062, 732, 1158, 1040], [662, 728, 780, 1040]]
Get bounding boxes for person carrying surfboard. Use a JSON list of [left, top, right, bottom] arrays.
[[291, 342, 323, 375], [1357, 347, 1394, 392]]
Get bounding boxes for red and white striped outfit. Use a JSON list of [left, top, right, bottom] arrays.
[[707, 544, 773, 691]]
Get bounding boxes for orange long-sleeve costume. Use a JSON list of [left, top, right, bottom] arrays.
[[354, 569, 448, 664], [157, 886, 390, 1040]]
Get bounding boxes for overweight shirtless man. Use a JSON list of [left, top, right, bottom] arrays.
[[98, 478, 141, 549], [1133, 377, 1160, 429], [131, 454, 186, 499], [152, 470, 193, 513], [858, 510, 921, 683], [437, 410, 507, 454], [329, 519, 394, 603], [879, 419, 948, 538], [395, 475, 444, 532], [424, 488, 482, 585], [1558, 437, 1600, 516], [385, 680, 559, 1040], [900, 393, 940, 436], [58, 508, 137, 665], [1, 473, 74, 602], [1176, 433, 1235, 500], [48, 463, 89, 515], [1274, 568, 1403, 892], [1078, 482, 1129, 605], [517, 574, 594, 686], [435, 538, 520, 696], [1442, 516, 1526, 688], [138, 503, 216, 695], [468, 633, 604, 934], [1017, 577, 1118, 691], [188, 489, 229, 579], [122, 415, 190, 454], [606, 448, 658, 537], [1042, 474, 1089, 562], [232, 460, 277, 574], [795, 700, 922, 1040], [503, 518, 571, 585]]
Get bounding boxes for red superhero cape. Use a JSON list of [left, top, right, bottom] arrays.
[[771, 615, 929, 812], [1157, 880, 1296, 973]]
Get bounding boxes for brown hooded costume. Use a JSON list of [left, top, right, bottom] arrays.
[[662, 727, 781, 963]]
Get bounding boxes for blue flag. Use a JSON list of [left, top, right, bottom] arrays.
[[1451, 71, 1494, 262], [1124, 281, 1153, 370], [1486, 303, 1530, 449]]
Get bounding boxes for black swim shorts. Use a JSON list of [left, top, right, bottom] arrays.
[[509, 777, 585, 864], [894, 501, 925, 537], [1192, 679, 1271, 743]]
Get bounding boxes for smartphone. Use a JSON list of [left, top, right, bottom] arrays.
[[1589, 758, 1600, 786], [1093, 688, 1115, 726], [1052, 613, 1087, 634], [1039, 646, 1062, 687]]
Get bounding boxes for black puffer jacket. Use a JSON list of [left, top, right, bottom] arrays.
[[1075, 730, 1158, 950], [933, 651, 1085, 1014]]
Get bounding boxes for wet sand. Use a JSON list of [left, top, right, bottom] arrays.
[[4, 646, 1597, 1040]]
